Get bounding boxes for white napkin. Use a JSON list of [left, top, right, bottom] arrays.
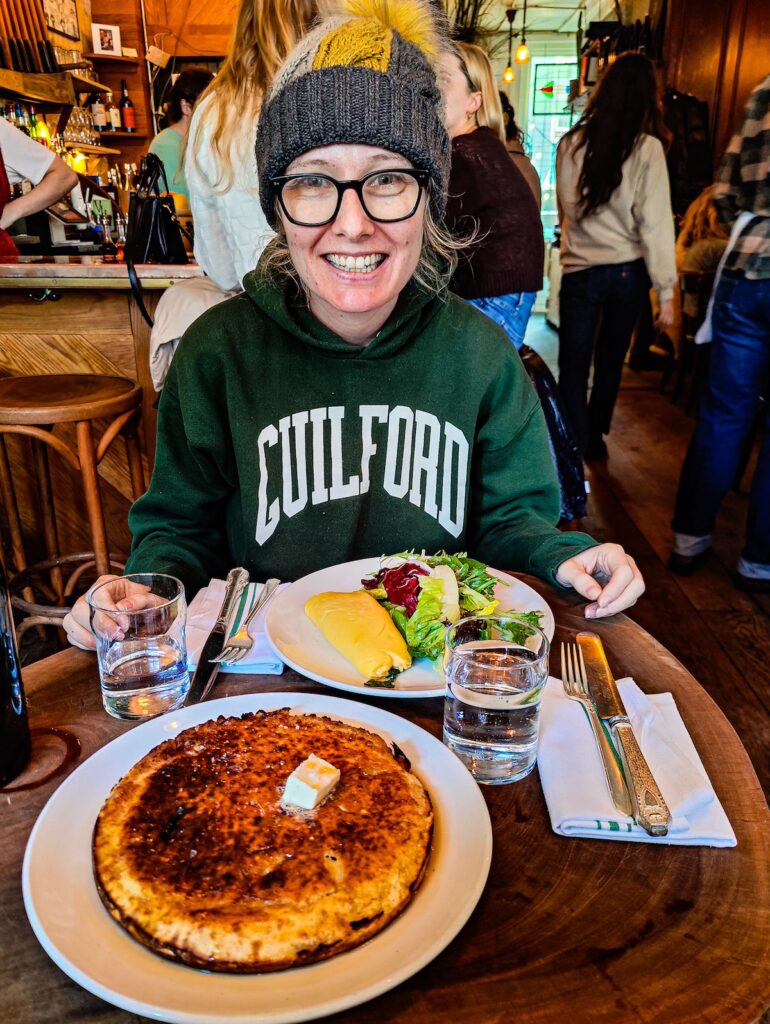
[[186, 579, 287, 675], [537, 676, 736, 847]]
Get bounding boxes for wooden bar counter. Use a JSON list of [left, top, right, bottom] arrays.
[[0, 257, 203, 564]]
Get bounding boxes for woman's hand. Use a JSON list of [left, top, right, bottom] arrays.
[[555, 543, 645, 618], [62, 575, 159, 650], [655, 298, 674, 330]]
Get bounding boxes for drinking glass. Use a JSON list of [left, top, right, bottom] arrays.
[[443, 614, 550, 784], [88, 573, 189, 720]]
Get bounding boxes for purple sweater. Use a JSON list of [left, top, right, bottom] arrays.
[[445, 126, 544, 298]]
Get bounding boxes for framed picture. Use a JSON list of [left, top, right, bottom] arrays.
[[42, 0, 79, 41], [91, 23, 123, 57]]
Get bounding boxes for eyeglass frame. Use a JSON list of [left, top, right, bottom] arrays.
[[269, 168, 432, 227]]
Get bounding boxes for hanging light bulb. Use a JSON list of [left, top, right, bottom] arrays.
[[502, 6, 516, 85], [514, 0, 530, 64]]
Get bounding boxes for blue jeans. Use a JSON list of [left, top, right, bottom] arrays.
[[468, 292, 537, 350], [558, 259, 649, 454], [673, 271, 770, 571]]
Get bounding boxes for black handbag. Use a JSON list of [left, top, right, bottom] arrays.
[[126, 153, 191, 327]]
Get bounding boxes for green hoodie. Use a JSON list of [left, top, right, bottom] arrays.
[[125, 270, 597, 594]]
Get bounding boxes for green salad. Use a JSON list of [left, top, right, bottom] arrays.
[[361, 551, 543, 663]]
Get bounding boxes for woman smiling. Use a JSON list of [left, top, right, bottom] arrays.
[[63, 0, 643, 651]]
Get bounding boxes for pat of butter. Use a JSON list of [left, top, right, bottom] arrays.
[[282, 754, 340, 810]]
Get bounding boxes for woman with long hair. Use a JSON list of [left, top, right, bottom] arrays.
[[441, 41, 543, 348], [148, 67, 213, 201], [185, 0, 317, 292], [63, 0, 644, 650], [556, 52, 676, 461]]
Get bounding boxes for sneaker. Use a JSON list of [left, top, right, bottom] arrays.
[[733, 572, 770, 594], [668, 550, 710, 576]]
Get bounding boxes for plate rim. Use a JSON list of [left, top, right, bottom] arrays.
[[22, 691, 493, 1024], [265, 557, 555, 699]]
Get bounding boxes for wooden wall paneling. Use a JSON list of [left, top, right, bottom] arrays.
[[143, 0, 238, 57]]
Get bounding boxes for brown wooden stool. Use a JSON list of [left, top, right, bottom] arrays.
[[0, 374, 145, 636]]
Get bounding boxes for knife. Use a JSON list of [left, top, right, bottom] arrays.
[[185, 567, 249, 705], [577, 632, 672, 837]]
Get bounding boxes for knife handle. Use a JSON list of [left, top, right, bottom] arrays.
[[216, 567, 249, 631], [582, 705, 633, 818], [611, 720, 672, 836]]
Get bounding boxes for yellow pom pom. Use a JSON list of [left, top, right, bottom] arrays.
[[333, 0, 442, 62]]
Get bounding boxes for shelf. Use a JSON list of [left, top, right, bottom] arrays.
[[64, 141, 122, 155], [83, 53, 141, 66], [0, 68, 74, 105], [69, 73, 111, 94], [100, 131, 147, 140]]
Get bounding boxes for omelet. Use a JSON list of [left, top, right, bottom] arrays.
[[92, 710, 433, 972], [305, 590, 412, 681]]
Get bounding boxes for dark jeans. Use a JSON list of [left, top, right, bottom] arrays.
[[673, 271, 770, 568], [558, 259, 649, 454]]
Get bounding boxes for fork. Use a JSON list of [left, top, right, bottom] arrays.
[[212, 578, 281, 664], [560, 642, 633, 818]]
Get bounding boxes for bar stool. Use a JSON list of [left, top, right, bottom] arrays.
[[0, 374, 145, 637]]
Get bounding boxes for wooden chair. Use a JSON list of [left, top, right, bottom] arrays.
[[0, 375, 144, 637]]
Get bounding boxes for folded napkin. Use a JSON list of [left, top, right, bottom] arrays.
[[187, 579, 287, 675], [537, 676, 736, 847]]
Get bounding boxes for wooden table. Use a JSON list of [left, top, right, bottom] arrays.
[[3, 580, 769, 1024]]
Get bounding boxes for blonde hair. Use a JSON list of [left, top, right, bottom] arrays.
[[676, 185, 729, 264], [455, 42, 505, 142], [189, 0, 316, 191]]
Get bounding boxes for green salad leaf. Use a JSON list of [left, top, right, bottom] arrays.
[[404, 576, 446, 661]]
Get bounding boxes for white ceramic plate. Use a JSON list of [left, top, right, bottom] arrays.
[[23, 692, 492, 1024], [266, 557, 555, 698]]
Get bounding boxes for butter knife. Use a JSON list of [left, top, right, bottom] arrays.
[[185, 567, 249, 705], [577, 632, 672, 837]]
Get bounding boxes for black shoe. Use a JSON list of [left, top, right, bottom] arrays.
[[668, 550, 710, 576], [584, 437, 608, 462], [734, 572, 770, 594]]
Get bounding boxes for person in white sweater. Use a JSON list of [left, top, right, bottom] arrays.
[[185, 0, 316, 291], [556, 53, 676, 461]]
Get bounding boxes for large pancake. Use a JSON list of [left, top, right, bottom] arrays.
[[92, 709, 433, 972]]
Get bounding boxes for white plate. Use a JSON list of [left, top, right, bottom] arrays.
[[266, 557, 555, 698], [23, 692, 492, 1024]]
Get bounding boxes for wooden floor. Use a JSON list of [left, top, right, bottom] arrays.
[[525, 316, 770, 801]]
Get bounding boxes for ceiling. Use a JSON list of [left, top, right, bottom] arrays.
[[486, 0, 619, 34]]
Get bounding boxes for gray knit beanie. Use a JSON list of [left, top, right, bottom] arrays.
[[256, 0, 450, 227]]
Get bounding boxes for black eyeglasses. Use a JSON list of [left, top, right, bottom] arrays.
[[270, 168, 431, 227]]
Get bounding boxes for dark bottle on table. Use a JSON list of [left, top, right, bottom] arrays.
[[119, 79, 136, 133], [0, 548, 30, 787]]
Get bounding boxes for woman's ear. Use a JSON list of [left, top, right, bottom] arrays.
[[467, 91, 482, 117], [181, 98, 193, 118]]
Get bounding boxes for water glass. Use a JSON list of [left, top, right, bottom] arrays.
[[443, 614, 550, 784], [88, 573, 189, 720]]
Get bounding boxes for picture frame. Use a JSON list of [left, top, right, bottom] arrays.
[[91, 23, 123, 57], [42, 0, 80, 41]]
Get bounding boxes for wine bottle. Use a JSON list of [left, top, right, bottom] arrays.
[[107, 93, 121, 132], [119, 79, 136, 133], [90, 93, 107, 132], [0, 548, 30, 788]]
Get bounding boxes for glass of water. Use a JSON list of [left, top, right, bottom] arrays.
[[88, 573, 190, 720], [443, 614, 550, 784]]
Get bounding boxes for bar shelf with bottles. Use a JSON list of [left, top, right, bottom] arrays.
[[567, 15, 657, 111]]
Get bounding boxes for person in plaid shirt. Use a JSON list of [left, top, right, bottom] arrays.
[[670, 74, 770, 590]]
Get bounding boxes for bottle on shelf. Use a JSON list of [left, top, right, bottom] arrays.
[[90, 93, 107, 133], [119, 79, 136, 133], [0, 548, 31, 788], [107, 93, 121, 132], [115, 212, 127, 262], [99, 213, 118, 261]]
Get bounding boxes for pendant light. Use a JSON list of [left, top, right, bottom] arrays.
[[514, 0, 530, 64], [502, 7, 516, 84]]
